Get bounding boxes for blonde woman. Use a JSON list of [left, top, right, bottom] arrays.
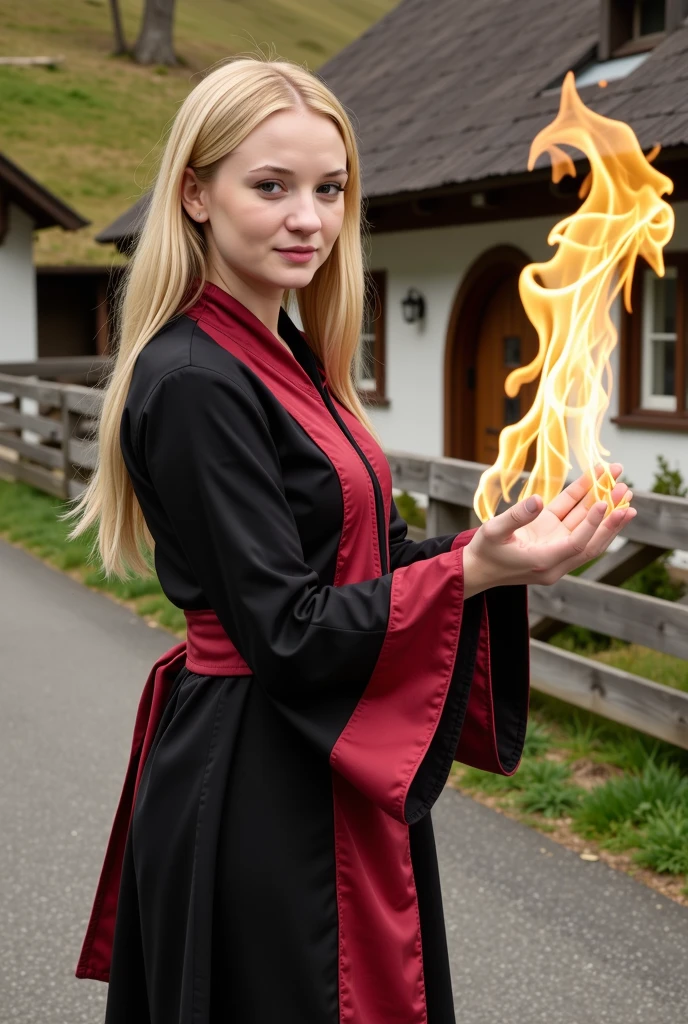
[[68, 56, 635, 1024]]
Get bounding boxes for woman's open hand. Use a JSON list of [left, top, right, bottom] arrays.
[[462, 462, 637, 597]]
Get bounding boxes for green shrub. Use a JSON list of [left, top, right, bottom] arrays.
[[514, 759, 583, 818], [522, 720, 555, 758], [394, 490, 426, 529], [634, 803, 688, 875], [457, 765, 522, 795], [594, 734, 667, 774], [516, 782, 582, 818], [551, 455, 687, 652], [572, 761, 688, 839]]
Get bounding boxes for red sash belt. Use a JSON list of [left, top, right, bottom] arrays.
[[75, 608, 249, 981], [185, 608, 252, 675]]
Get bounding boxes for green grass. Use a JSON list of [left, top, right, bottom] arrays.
[[530, 692, 688, 774], [572, 760, 688, 839], [4, 475, 688, 893], [0, 476, 185, 633], [514, 759, 583, 818], [452, 694, 688, 894], [0, 0, 398, 266], [592, 642, 688, 694], [634, 804, 688, 875]]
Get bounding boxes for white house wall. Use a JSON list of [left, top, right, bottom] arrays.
[[0, 203, 37, 363], [602, 200, 688, 492], [368, 201, 688, 495]]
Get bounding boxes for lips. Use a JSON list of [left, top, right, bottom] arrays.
[[276, 248, 316, 264], [276, 247, 316, 253]]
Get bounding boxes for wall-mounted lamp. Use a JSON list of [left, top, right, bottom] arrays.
[[401, 288, 425, 324]]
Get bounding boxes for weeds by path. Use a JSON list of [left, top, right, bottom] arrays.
[[0, 478, 185, 635], [4, 476, 688, 903], [451, 704, 688, 906]]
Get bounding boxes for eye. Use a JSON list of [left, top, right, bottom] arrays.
[[256, 181, 284, 195], [255, 181, 346, 198], [317, 183, 346, 197]]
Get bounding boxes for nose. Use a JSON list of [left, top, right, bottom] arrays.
[[284, 189, 322, 237]]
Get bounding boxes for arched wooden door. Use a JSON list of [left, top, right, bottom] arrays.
[[474, 273, 539, 467]]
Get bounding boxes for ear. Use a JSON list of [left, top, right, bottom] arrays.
[[180, 166, 206, 222]]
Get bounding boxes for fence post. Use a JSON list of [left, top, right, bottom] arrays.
[[60, 396, 85, 499], [426, 497, 477, 537]]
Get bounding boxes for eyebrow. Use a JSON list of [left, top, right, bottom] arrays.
[[248, 164, 348, 177]]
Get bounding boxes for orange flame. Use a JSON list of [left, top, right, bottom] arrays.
[[473, 70, 675, 522]]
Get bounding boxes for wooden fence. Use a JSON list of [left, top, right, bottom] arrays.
[[1, 359, 687, 750], [0, 359, 106, 500]]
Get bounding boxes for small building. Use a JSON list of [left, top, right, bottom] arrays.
[[97, 0, 688, 493], [318, 0, 688, 492], [0, 152, 90, 364]]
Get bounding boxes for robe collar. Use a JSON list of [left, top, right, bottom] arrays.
[[185, 279, 326, 392]]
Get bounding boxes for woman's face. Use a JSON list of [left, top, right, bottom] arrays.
[[182, 106, 349, 298]]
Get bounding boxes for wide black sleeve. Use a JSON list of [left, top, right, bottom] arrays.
[[138, 367, 530, 822], [389, 495, 468, 568]]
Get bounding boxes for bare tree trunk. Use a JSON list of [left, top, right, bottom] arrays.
[[108, 0, 128, 55], [133, 0, 178, 66]]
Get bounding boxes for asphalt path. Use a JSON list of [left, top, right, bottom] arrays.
[[1, 538, 687, 1024]]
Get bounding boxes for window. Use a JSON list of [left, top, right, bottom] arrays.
[[598, 0, 681, 60], [616, 255, 688, 429], [356, 270, 388, 405], [640, 266, 677, 411], [633, 0, 665, 37]]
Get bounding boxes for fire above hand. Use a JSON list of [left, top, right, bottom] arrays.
[[473, 70, 675, 522]]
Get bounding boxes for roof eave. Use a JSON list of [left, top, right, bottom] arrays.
[[0, 152, 89, 231], [364, 143, 688, 209]]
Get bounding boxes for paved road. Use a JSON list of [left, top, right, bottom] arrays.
[[1, 538, 687, 1024]]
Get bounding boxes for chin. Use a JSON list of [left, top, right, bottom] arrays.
[[270, 267, 320, 290]]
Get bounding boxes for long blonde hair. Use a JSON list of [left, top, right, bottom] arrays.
[[63, 55, 380, 580]]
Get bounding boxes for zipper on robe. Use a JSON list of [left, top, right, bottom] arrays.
[[278, 314, 390, 579], [318, 380, 389, 577]]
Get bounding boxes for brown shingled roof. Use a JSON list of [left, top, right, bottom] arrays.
[[98, 1, 688, 245], [94, 193, 150, 250], [317, 0, 688, 199], [0, 152, 89, 231]]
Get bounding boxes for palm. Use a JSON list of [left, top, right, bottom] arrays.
[[511, 463, 629, 553], [514, 505, 572, 547]]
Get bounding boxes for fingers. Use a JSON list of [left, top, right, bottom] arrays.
[[584, 504, 637, 560], [565, 499, 610, 557], [547, 462, 623, 522], [484, 493, 543, 542], [562, 478, 631, 533], [542, 504, 637, 581], [531, 499, 609, 569]]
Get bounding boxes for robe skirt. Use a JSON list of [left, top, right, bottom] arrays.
[[75, 281, 531, 1023]]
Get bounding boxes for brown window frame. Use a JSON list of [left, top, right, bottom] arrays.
[[614, 252, 688, 432], [356, 269, 390, 407], [598, 0, 676, 60]]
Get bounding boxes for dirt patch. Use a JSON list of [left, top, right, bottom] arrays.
[[568, 757, 624, 790]]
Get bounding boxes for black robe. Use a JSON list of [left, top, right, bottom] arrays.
[[75, 281, 530, 1024]]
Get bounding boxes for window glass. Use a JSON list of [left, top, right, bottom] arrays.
[[637, 0, 665, 36], [504, 335, 521, 367], [651, 338, 675, 396], [358, 292, 378, 391], [504, 396, 521, 425], [358, 328, 376, 389], [651, 273, 677, 334], [641, 266, 678, 412]]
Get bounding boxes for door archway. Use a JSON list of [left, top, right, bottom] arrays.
[[443, 246, 539, 465]]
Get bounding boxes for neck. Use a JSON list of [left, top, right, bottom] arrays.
[[206, 263, 285, 341]]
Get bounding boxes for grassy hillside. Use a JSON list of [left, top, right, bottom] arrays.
[[0, 0, 397, 266]]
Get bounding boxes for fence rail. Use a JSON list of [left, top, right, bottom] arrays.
[[0, 364, 104, 500], [1, 360, 687, 749], [387, 449, 688, 750]]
